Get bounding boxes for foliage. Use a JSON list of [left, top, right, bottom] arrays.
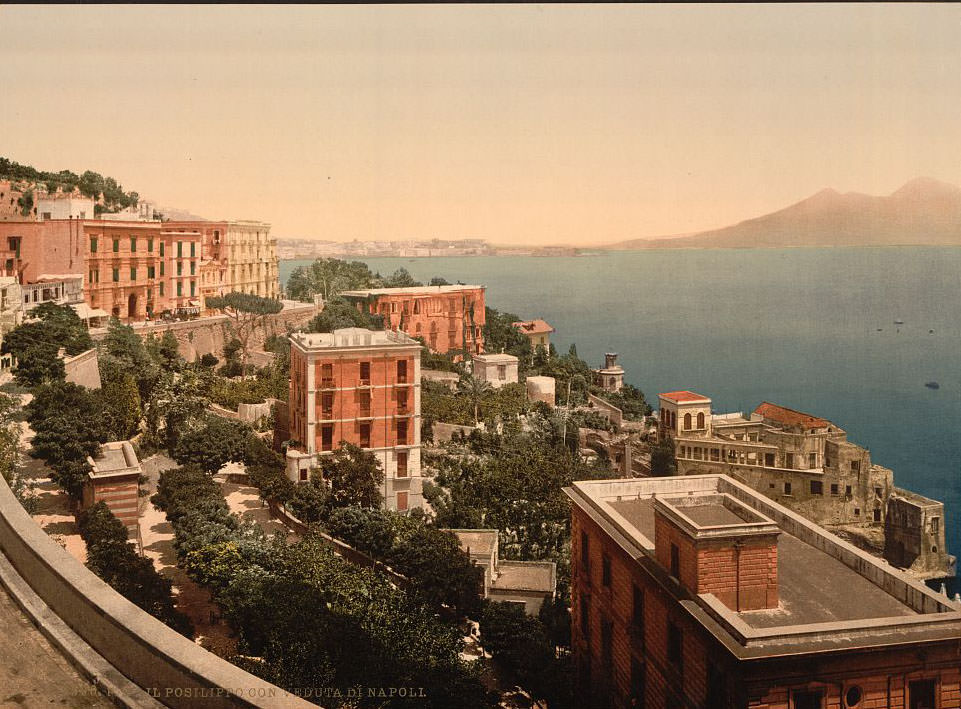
[[170, 415, 255, 474], [99, 372, 142, 440], [141, 368, 210, 451], [482, 307, 531, 359], [25, 381, 107, 500], [316, 442, 384, 510], [0, 157, 138, 210], [650, 434, 677, 476], [206, 292, 283, 377], [591, 383, 652, 421], [456, 373, 493, 425], [77, 502, 193, 637], [306, 297, 384, 333], [429, 276, 451, 286], [2, 304, 93, 386], [480, 601, 571, 707], [200, 353, 219, 368], [153, 466, 492, 708], [0, 393, 33, 511], [420, 378, 527, 431], [286, 258, 381, 302]]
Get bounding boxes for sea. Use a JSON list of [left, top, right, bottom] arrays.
[[280, 247, 961, 592]]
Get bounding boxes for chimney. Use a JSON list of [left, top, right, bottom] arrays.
[[654, 493, 780, 611], [605, 352, 618, 369]]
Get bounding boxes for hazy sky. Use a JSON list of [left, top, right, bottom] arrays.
[[1, 4, 959, 245]]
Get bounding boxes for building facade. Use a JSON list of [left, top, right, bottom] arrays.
[[287, 328, 422, 512], [566, 475, 961, 709], [472, 352, 519, 388], [341, 285, 486, 355], [594, 352, 625, 393], [83, 441, 142, 541], [513, 318, 554, 349], [658, 391, 954, 580]]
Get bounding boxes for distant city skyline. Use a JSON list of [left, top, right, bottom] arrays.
[[1, 4, 959, 246]]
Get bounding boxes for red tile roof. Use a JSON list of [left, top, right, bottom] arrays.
[[753, 402, 831, 430], [659, 390, 711, 403], [513, 319, 555, 335]]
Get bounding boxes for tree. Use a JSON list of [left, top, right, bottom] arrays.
[[2, 304, 93, 387], [456, 373, 493, 425], [99, 372, 142, 439], [317, 442, 385, 509], [171, 415, 254, 474], [206, 292, 283, 379], [306, 297, 383, 333], [482, 306, 530, 360], [382, 267, 422, 288], [650, 435, 677, 476], [429, 276, 451, 286], [286, 258, 379, 302], [77, 502, 193, 637], [0, 393, 32, 510]]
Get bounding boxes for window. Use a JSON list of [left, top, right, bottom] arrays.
[[299, 468, 308, 482], [321, 363, 334, 387], [112, 238, 119, 253], [765, 453, 775, 467], [908, 680, 937, 709], [190, 281, 195, 297], [159, 282, 164, 296], [873, 508, 881, 522], [810, 480, 823, 495], [580, 531, 590, 573], [792, 690, 824, 709], [112, 268, 119, 283], [667, 622, 682, 673], [844, 686, 863, 707], [90, 237, 98, 253], [177, 241, 183, 258], [190, 242, 196, 257], [160, 261, 165, 276], [831, 484, 839, 495], [580, 595, 590, 636], [130, 237, 136, 252], [147, 238, 153, 252], [359, 390, 371, 415], [697, 411, 705, 428], [600, 618, 613, 668], [177, 261, 183, 276], [147, 266, 155, 279], [784, 481, 792, 495], [932, 516, 940, 533], [321, 392, 333, 417], [854, 507, 860, 516], [159, 241, 164, 256], [360, 361, 371, 384], [396, 389, 408, 413], [809, 452, 817, 468], [321, 424, 333, 451], [177, 282, 183, 296], [845, 485, 852, 496], [670, 543, 680, 579], [396, 491, 409, 512], [130, 267, 136, 282], [631, 585, 644, 638], [359, 423, 371, 448], [190, 261, 196, 276], [786, 453, 795, 468], [874, 486, 882, 498], [601, 554, 611, 586], [396, 451, 408, 478], [146, 288, 153, 302], [396, 420, 407, 445], [498, 364, 507, 380], [851, 460, 860, 473], [683, 412, 692, 430]]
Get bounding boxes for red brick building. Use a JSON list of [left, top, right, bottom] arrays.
[[82, 441, 142, 542], [341, 285, 485, 355], [565, 475, 961, 709], [287, 328, 422, 512]]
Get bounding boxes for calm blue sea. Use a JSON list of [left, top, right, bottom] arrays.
[[281, 247, 961, 590]]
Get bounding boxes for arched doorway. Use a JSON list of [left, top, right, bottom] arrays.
[[128, 293, 138, 319]]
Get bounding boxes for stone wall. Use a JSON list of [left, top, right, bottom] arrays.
[[0, 474, 312, 707], [885, 488, 956, 579], [432, 422, 477, 443], [63, 348, 102, 389], [91, 303, 316, 362]]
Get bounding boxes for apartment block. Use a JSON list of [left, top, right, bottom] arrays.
[[341, 285, 485, 355], [287, 328, 422, 512], [566, 475, 961, 709]]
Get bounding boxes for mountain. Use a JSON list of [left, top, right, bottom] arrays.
[[609, 178, 961, 249]]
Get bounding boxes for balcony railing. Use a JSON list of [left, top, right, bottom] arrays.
[[320, 378, 335, 388]]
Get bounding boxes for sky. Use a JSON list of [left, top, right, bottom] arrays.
[[1, 4, 959, 246]]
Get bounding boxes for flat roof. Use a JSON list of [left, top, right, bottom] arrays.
[[451, 529, 497, 558], [473, 353, 518, 363], [567, 476, 960, 656], [289, 328, 419, 351], [341, 285, 484, 297], [492, 561, 556, 594], [659, 390, 711, 403]]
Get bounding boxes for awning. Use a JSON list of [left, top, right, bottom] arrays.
[[70, 303, 108, 321], [188, 299, 201, 307]]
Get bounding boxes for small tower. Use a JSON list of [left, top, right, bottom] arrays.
[[595, 352, 625, 393]]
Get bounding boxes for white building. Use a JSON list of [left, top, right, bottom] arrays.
[[36, 197, 95, 221], [472, 353, 519, 388]]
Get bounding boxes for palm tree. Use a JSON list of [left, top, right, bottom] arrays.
[[457, 373, 493, 425]]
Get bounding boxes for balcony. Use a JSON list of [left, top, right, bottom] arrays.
[[320, 378, 335, 389]]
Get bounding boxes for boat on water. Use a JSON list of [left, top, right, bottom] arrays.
[[925, 382, 940, 390], [894, 319, 905, 325]]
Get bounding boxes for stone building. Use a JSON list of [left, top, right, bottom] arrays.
[[471, 352, 518, 388], [341, 284, 485, 355], [512, 318, 554, 350], [287, 328, 422, 512], [21, 275, 84, 312], [658, 391, 954, 579], [83, 441, 142, 540], [566, 474, 961, 709], [885, 489, 955, 580], [452, 529, 556, 615], [594, 352, 625, 393]]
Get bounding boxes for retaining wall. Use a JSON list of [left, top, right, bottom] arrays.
[[0, 474, 314, 708]]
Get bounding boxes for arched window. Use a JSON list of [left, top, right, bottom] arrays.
[[684, 413, 692, 430], [697, 412, 705, 429]]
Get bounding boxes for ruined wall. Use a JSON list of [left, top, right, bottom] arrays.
[[885, 490, 955, 579], [62, 348, 101, 389]]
